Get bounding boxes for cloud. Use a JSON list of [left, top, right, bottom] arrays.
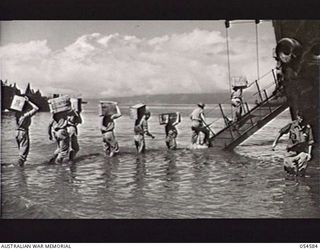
[[0, 28, 276, 98]]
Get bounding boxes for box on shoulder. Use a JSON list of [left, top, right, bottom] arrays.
[[71, 98, 82, 113], [48, 95, 71, 114], [159, 112, 181, 125], [99, 101, 118, 116], [130, 103, 146, 120], [231, 76, 248, 89], [10, 95, 26, 112]]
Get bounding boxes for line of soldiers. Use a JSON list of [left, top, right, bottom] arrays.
[[13, 97, 314, 176]]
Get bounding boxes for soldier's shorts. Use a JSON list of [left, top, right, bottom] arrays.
[[68, 126, 79, 155], [54, 129, 70, 162], [102, 131, 119, 155]]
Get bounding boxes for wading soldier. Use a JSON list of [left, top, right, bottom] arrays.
[[14, 96, 39, 166], [190, 103, 210, 145], [272, 110, 314, 176], [67, 109, 82, 161], [134, 110, 155, 153], [48, 111, 70, 164], [100, 105, 121, 157], [165, 119, 179, 150]]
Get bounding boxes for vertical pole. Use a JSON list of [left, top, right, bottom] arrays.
[[225, 21, 233, 120], [255, 20, 260, 80], [264, 89, 272, 112], [255, 80, 263, 102], [263, 89, 268, 100], [225, 21, 232, 92], [219, 104, 228, 127], [219, 103, 234, 140], [245, 102, 254, 126]]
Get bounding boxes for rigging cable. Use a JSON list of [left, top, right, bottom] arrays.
[[255, 20, 260, 81], [225, 20, 233, 120]]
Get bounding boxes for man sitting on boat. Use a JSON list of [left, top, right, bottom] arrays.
[[272, 110, 314, 176], [190, 103, 210, 146]]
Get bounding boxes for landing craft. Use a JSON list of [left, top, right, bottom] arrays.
[[204, 20, 319, 153]]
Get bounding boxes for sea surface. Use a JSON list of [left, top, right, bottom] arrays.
[[1, 102, 319, 218]]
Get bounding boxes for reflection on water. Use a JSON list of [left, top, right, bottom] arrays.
[[1, 105, 320, 218]]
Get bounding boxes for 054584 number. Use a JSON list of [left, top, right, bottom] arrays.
[[300, 244, 318, 248]]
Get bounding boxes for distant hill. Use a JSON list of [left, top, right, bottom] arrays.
[[100, 93, 232, 105]]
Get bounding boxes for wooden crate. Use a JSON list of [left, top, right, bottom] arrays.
[[129, 103, 146, 120], [48, 95, 71, 114], [99, 101, 118, 116], [10, 95, 26, 112], [232, 76, 248, 89], [159, 112, 181, 125]]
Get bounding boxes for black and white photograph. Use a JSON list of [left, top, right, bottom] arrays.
[[0, 19, 319, 222]]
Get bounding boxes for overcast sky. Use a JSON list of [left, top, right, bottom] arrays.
[[0, 21, 277, 98]]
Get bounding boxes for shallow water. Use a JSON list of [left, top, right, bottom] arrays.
[[1, 103, 319, 218]]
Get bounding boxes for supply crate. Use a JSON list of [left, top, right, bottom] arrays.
[[130, 103, 146, 120], [10, 95, 26, 112], [48, 95, 71, 114], [231, 76, 248, 89], [99, 101, 118, 116], [159, 112, 181, 125]]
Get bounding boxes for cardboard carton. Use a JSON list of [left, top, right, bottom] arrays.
[[232, 76, 248, 89], [99, 101, 118, 116], [10, 95, 26, 112], [129, 103, 146, 120], [159, 112, 181, 125]]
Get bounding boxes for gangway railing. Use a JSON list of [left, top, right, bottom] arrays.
[[206, 68, 288, 150]]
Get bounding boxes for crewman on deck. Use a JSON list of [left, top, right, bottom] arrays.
[[100, 105, 122, 157], [134, 110, 155, 153], [190, 103, 210, 145], [14, 96, 39, 166], [67, 109, 82, 161], [165, 119, 179, 150], [48, 111, 70, 164], [231, 86, 243, 122], [272, 110, 314, 176]]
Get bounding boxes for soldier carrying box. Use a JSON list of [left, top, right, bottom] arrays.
[[159, 112, 181, 150], [99, 101, 122, 157], [133, 106, 155, 153], [12, 96, 39, 166], [48, 96, 71, 164]]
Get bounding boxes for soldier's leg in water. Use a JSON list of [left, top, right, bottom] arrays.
[[16, 130, 30, 166], [170, 136, 177, 149], [55, 131, 70, 164], [49, 142, 60, 163], [106, 131, 118, 157], [284, 155, 299, 175], [166, 134, 174, 149], [296, 152, 309, 176], [138, 135, 145, 153], [69, 127, 79, 160], [165, 135, 170, 148], [191, 127, 198, 144], [198, 127, 210, 145], [102, 133, 111, 156]]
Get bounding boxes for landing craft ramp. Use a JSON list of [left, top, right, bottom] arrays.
[[208, 70, 288, 150]]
